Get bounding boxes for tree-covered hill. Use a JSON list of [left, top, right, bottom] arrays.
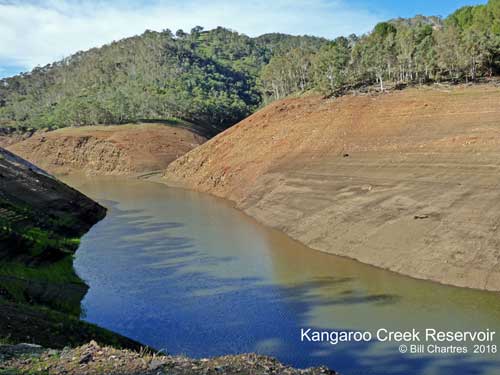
[[260, 0, 499, 100], [0, 0, 498, 133], [0, 28, 326, 132]]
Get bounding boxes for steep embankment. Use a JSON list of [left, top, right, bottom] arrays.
[[0, 147, 140, 349], [8, 123, 206, 176], [164, 85, 500, 291]]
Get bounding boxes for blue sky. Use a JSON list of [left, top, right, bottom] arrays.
[[348, 0, 486, 18], [0, 0, 488, 79]]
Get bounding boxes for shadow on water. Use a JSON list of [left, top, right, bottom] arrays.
[[280, 277, 401, 307], [68, 178, 500, 375]]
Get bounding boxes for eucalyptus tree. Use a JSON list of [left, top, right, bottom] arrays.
[[313, 37, 351, 93]]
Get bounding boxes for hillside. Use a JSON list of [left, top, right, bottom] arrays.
[[0, 28, 326, 132], [164, 84, 500, 291], [0, 140, 338, 373], [7, 123, 206, 176], [0, 0, 498, 134], [261, 0, 499, 102], [0, 147, 142, 349]]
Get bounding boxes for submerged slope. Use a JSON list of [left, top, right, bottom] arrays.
[[8, 123, 206, 176], [164, 85, 500, 291]]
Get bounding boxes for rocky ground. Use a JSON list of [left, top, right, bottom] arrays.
[[7, 123, 206, 176], [0, 341, 336, 375], [164, 84, 500, 291]]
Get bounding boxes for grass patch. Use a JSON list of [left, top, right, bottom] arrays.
[[0, 205, 85, 315], [0, 256, 82, 285]]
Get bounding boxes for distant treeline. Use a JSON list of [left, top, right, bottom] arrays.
[[261, 0, 500, 100], [0, 0, 498, 131]]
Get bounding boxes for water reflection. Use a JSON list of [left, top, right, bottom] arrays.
[[62, 175, 500, 375]]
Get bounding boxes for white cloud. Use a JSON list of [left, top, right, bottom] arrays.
[[0, 0, 384, 72]]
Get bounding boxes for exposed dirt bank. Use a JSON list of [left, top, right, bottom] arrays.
[[164, 85, 500, 291], [0, 127, 43, 148], [1, 341, 335, 375], [8, 123, 206, 176]]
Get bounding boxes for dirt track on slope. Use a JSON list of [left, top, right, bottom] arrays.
[[164, 85, 500, 291]]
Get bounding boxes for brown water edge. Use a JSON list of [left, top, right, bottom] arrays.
[[60, 174, 500, 375]]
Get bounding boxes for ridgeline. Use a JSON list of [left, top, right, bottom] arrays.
[[0, 28, 326, 133], [0, 0, 498, 136]]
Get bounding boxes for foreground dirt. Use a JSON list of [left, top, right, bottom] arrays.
[[164, 84, 500, 291], [8, 124, 206, 176], [0, 341, 335, 375]]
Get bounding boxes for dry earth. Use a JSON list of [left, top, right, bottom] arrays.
[[164, 85, 500, 291], [0, 128, 40, 148], [8, 123, 206, 176]]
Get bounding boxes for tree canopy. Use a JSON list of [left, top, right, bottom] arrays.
[[260, 0, 500, 100], [0, 28, 326, 131], [0, 0, 498, 132]]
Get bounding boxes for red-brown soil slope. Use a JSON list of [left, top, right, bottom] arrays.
[[164, 85, 500, 291], [8, 123, 206, 176]]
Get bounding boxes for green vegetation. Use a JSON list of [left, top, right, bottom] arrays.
[[261, 0, 500, 100], [0, 198, 86, 315], [0, 1, 498, 132], [0, 28, 326, 131], [0, 151, 142, 351]]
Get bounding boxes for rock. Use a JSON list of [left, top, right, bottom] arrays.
[[414, 214, 430, 219], [79, 353, 93, 364], [148, 358, 166, 370]]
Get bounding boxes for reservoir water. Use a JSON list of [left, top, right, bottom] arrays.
[[63, 175, 500, 375]]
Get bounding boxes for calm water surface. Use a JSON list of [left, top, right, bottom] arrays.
[[62, 175, 500, 375]]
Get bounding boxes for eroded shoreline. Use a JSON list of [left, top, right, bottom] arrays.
[[162, 86, 500, 292]]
